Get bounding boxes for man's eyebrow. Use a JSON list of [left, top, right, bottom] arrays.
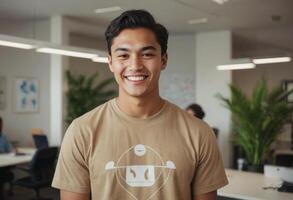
[[114, 48, 129, 53], [141, 46, 157, 51], [114, 46, 157, 53]]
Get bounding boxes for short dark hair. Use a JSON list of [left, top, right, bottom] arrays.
[[105, 9, 169, 55], [186, 104, 205, 119]]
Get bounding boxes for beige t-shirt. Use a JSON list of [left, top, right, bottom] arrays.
[[52, 99, 228, 200]]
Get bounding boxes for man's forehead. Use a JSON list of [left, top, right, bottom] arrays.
[[111, 28, 160, 51], [113, 45, 157, 53]]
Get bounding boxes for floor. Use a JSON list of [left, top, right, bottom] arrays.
[[2, 185, 59, 200]]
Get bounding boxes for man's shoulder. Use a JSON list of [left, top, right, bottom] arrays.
[[165, 101, 213, 133], [76, 99, 113, 121], [166, 101, 204, 123]]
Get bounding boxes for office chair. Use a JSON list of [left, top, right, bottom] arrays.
[[14, 147, 59, 200], [0, 167, 14, 199]]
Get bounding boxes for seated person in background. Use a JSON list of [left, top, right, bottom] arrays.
[[0, 116, 14, 194], [186, 104, 219, 138], [0, 116, 12, 154], [186, 103, 205, 120]]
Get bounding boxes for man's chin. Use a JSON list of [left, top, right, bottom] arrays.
[[125, 89, 148, 98]]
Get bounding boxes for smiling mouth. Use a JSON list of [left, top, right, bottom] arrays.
[[124, 75, 149, 81]]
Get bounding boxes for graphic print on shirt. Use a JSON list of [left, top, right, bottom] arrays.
[[105, 144, 176, 200]]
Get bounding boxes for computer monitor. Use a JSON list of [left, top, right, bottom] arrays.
[[32, 135, 49, 149]]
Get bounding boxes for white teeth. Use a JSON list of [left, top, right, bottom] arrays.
[[126, 76, 147, 81]]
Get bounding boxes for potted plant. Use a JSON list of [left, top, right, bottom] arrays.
[[65, 70, 117, 124], [217, 80, 293, 172]]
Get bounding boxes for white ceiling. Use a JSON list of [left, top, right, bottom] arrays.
[[1, 0, 293, 52]]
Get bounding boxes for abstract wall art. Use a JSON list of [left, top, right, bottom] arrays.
[[15, 78, 39, 113]]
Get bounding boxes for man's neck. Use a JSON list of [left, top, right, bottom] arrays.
[[116, 95, 165, 119]]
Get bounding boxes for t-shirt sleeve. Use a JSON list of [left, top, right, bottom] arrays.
[[52, 120, 90, 194], [192, 124, 228, 196]]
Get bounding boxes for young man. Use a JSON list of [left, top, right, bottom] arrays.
[[52, 10, 228, 200]]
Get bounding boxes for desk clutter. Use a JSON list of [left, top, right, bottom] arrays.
[[264, 165, 293, 193], [220, 169, 293, 200]]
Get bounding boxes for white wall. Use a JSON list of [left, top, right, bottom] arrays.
[[195, 31, 232, 167], [0, 19, 51, 41], [0, 16, 115, 147], [0, 33, 51, 147], [233, 63, 293, 96], [68, 33, 112, 83], [160, 34, 196, 108]]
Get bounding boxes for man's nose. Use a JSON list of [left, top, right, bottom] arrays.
[[129, 55, 143, 70]]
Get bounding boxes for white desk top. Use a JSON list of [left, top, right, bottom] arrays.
[[219, 169, 293, 200], [0, 147, 35, 167]]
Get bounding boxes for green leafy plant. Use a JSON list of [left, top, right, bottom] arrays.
[[217, 80, 293, 165], [65, 70, 117, 124]]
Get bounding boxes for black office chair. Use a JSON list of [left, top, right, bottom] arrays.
[[0, 167, 14, 199], [14, 147, 59, 200]]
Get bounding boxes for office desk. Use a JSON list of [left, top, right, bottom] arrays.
[[219, 169, 293, 200], [0, 148, 35, 167], [0, 148, 36, 200]]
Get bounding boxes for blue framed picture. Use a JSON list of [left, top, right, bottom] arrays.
[[15, 78, 39, 113]]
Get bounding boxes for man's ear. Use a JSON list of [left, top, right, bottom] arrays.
[[161, 53, 168, 70], [108, 54, 114, 72]]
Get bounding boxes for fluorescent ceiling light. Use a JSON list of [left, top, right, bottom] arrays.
[[217, 58, 255, 70], [0, 40, 34, 49], [212, 0, 229, 5], [188, 18, 208, 25], [217, 63, 255, 70], [36, 47, 98, 59], [95, 6, 122, 14], [92, 56, 108, 63], [252, 57, 291, 64], [0, 34, 107, 60]]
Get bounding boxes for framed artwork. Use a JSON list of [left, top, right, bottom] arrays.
[[283, 80, 293, 103], [15, 78, 39, 113], [0, 76, 6, 110]]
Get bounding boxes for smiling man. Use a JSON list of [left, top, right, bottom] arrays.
[[52, 10, 228, 200]]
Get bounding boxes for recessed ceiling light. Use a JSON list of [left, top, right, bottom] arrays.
[[212, 0, 229, 5], [95, 6, 122, 14], [188, 18, 208, 25]]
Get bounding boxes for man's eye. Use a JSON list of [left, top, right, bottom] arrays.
[[118, 54, 129, 59], [142, 53, 154, 58]]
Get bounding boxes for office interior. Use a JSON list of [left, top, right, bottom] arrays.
[[0, 0, 293, 199]]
